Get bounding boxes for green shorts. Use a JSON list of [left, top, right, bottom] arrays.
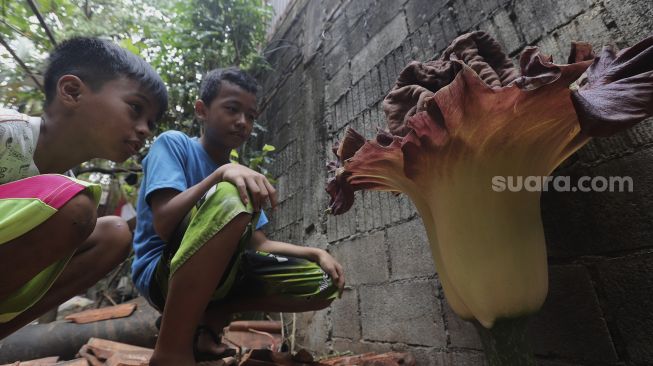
[[0, 174, 101, 323], [148, 182, 338, 311]]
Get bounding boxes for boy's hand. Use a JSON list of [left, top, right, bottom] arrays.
[[315, 249, 345, 297], [218, 163, 278, 211]]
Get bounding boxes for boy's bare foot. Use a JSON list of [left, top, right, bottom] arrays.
[[195, 326, 237, 360]]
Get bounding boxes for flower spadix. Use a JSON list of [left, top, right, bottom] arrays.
[[326, 32, 653, 328]]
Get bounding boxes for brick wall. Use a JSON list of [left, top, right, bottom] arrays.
[[255, 0, 653, 364]]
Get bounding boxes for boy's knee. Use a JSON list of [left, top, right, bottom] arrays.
[[195, 182, 253, 229], [61, 191, 98, 243], [92, 216, 132, 260], [205, 182, 251, 213]]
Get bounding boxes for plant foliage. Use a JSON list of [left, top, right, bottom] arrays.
[[0, 0, 273, 134]]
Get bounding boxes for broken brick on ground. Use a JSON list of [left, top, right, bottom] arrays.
[[1, 336, 415, 366], [1, 302, 415, 366]]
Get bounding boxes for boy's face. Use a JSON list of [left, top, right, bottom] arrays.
[[75, 77, 159, 162], [197, 81, 257, 152]]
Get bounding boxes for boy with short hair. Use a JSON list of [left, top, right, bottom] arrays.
[[131, 67, 344, 365], [0, 37, 168, 338]]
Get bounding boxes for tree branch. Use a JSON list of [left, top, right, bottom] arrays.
[[75, 166, 142, 175], [0, 34, 44, 91], [26, 0, 56, 46], [0, 18, 30, 39]]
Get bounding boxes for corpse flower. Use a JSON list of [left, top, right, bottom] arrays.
[[326, 32, 653, 363]]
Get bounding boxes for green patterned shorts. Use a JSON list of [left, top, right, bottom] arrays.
[[148, 182, 338, 311]]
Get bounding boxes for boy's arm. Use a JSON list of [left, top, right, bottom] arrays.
[[250, 230, 346, 294], [151, 163, 278, 242], [150, 168, 221, 242]]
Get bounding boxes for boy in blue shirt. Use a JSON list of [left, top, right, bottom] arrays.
[[132, 67, 345, 365]]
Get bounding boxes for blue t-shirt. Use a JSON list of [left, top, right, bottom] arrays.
[[131, 131, 268, 297]]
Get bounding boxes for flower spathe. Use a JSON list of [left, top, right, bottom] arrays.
[[326, 32, 653, 328]]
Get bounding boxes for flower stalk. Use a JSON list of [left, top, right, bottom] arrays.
[[474, 317, 535, 366]]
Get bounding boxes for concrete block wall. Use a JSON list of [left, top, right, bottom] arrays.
[[254, 0, 653, 364]]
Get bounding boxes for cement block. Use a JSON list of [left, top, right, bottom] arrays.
[[359, 191, 379, 233], [271, 122, 295, 152], [361, 0, 403, 38], [322, 8, 349, 54], [542, 146, 653, 257], [594, 253, 653, 364], [528, 265, 618, 364], [357, 72, 371, 111], [511, 0, 548, 44], [332, 96, 347, 131], [335, 207, 357, 240], [404, 0, 447, 33], [367, 69, 384, 108], [536, 6, 618, 64], [386, 51, 402, 82], [551, 0, 594, 23], [324, 41, 349, 79], [268, 1, 308, 46], [325, 65, 351, 106], [433, 351, 488, 366], [276, 174, 288, 202], [360, 281, 446, 346], [386, 219, 437, 279], [302, 57, 326, 123], [479, 0, 502, 15], [330, 231, 388, 285], [293, 308, 331, 354], [271, 25, 303, 73], [376, 191, 395, 229], [377, 57, 393, 95], [280, 195, 298, 227], [575, 119, 653, 165], [331, 338, 392, 355], [357, 190, 372, 233], [603, 0, 653, 43], [351, 14, 409, 83], [343, 16, 372, 64], [398, 37, 417, 66], [399, 194, 417, 221], [512, 0, 593, 44], [326, 213, 338, 242], [385, 192, 403, 224], [331, 288, 361, 340], [449, 0, 482, 32], [411, 22, 434, 61], [443, 298, 483, 350], [370, 191, 387, 230], [535, 360, 585, 366], [284, 222, 302, 244], [302, 0, 339, 62], [477, 8, 524, 56], [347, 85, 360, 121], [428, 11, 460, 54], [354, 82, 367, 119], [343, 0, 375, 28]]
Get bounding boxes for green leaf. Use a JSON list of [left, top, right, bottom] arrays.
[[119, 38, 142, 56]]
